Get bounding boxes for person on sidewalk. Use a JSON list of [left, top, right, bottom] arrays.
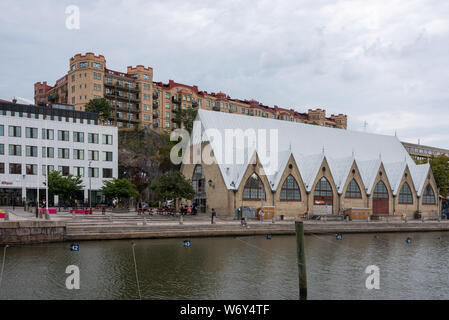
[[211, 208, 216, 224]]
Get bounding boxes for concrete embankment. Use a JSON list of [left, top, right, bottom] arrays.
[[2, 217, 449, 245], [0, 220, 66, 245], [64, 220, 449, 242]]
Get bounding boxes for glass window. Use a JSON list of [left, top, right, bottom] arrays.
[[423, 185, 436, 204], [102, 151, 113, 161], [345, 179, 362, 199], [88, 133, 99, 144], [88, 167, 99, 178], [315, 177, 332, 197], [9, 163, 22, 175], [73, 167, 84, 177], [0, 163, 4, 174], [26, 146, 38, 157], [73, 132, 84, 143], [42, 129, 54, 140], [103, 168, 113, 178], [88, 150, 99, 161], [73, 149, 85, 160], [0, 125, 4, 136], [102, 134, 113, 145], [58, 148, 70, 159], [8, 126, 21, 137], [58, 166, 70, 176], [42, 147, 54, 158], [0, 144, 3, 155], [373, 181, 389, 199], [26, 164, 38, 175], [242, 173, 266, 201], [25, 127, 38, 139], [399, 182, 413, 204], [58, 130, 69, 141], [9, 144, 21, 156], [280, 175, 301, 201]]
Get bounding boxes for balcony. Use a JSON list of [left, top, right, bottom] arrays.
[[105, 92, 139, 103], [172, 96, 181, 104], [172, 106, 180, 113], [153, 100, 159, 108], [153, 122, 159, 128], [192, 100, 199, 107], [153, 111, 159, 118], [153, 91, 159, 99], [104, 81, 139, 92]]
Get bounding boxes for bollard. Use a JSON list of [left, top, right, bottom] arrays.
[[422, 216, 425, 223], [5, 211, 9, 221], [109, 213, 113, 222], [143, 218, 147, 226], [45, 212, 50, 220], [272, 217, 276, 224], [179, 215, 183, 225], [367, 215, 371, 222]]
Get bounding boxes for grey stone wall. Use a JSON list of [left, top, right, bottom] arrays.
[[0, 221, 67, 245]]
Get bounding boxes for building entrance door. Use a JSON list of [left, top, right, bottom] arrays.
[[373, 181, 389, 215], [313, 177, 333, 215], [192, 165, 207, 214]]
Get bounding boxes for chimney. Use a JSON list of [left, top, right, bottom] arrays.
[[12, 98, 17, 104]]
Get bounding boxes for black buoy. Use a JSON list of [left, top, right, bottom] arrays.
[[184, 240, 191, 248], [406, 237, 412, 244], [336, 233, 343, 241]]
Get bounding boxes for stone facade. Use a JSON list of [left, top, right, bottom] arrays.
[[181, 142, 440, 219]]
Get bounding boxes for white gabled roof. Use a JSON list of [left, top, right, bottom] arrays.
[[357, 159, 382, 195], [327, 156, 355, 194], [190, 110, 428, 196], [267, 150, 293, 191], [384, 161, 407, 195], [409, 163, 431, 196]]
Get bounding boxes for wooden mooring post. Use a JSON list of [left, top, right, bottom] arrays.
[[295, 221, 307, 300]]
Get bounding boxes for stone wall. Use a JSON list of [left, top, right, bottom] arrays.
[[0, 221, 67, 245]]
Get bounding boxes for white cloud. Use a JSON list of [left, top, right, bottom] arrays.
[[0, 0, 448, 149]]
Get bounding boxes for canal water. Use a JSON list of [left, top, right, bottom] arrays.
[[0, 232, 448, 300]]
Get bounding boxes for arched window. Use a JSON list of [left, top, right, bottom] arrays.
[[345, 179, 362, 199], [280, 175, 301, 201], [399, 182, 413, 204], [192, 165, 205, 195], [423, 184, 436, 204], [243, 173, 266, 201], [315, 177, 332, 197], [373, 181, 388, 199]]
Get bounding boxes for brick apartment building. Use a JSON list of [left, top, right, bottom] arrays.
[[34, 52, 348, 131]]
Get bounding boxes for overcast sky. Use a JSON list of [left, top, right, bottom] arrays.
[[1, 0, 448, 149]]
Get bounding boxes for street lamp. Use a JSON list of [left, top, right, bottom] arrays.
[[89, 160, 92, 213]]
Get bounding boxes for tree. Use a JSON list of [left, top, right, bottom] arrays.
[[428, 155, 449, 197], [101, 178, 139, 207], [150, 171, 195, 205], [85, 98, 112, 122], [45, 171, 84, 206], [174, 107, 198, 133]]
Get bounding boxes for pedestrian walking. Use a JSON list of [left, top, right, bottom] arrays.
[[211, 208, 216, 224]]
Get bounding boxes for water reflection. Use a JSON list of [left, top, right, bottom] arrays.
[[0, 232, 448, 300]]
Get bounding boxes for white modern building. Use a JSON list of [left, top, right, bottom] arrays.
[[0, 101, 118, 206]]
